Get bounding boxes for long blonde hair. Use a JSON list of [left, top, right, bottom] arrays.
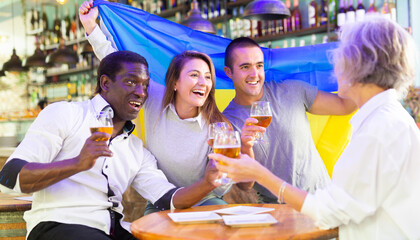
[[162, 51, 229, 124]]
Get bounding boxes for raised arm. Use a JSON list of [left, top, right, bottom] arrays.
[[79, 0, 117, 60], [0, 132, 112, 194], [309, 90, 357, 115]]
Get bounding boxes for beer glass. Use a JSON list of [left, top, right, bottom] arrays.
[[90, 110, 113, 141], [208, 122, 231, 148], [250, 101, 272, 143], [213, 130, 241, 185]]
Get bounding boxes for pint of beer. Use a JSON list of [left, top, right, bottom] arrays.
[[90, 127, 113, 141], [250, 101, 272, 143], [213, 130, 240, 183], [91, 110, 113, 141]]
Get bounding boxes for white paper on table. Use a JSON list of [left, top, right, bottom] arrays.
[[222, 213, 278, 227], [168, 211, 222, 224], [14, 196, 33, 201], [214, 206, 274, 215]]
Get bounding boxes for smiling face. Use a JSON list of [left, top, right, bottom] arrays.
[[173, 58, 213, 118], [101, 62, 149, 124], [225, 46, 265, 106]]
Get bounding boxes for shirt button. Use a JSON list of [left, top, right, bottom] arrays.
[[105, 165, 108, 168]]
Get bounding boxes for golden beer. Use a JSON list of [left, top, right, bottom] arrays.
[[252, 115, 272, 128], [213, 145, 240, 166], [90, 127, 113, 141]]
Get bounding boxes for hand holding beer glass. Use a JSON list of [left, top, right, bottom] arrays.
[[90, 110, 113, 141], [213, 130, 241, 185], [250, 101, 272, 143]]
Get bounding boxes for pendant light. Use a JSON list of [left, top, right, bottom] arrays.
[[46, 38, 79, 65], [243, 0, 291, 20], [2, 0, 28, 73], [24, 33, 48, 68], [181, 0, 216, 34], [24, 0, 47, 68]]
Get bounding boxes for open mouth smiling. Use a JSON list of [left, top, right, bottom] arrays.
[[129, 101, 142, 110], [246, 80, 259, 86], [192, 89, 206, 97]]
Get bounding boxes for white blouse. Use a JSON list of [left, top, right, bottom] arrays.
[[301, 89, 420, 240]]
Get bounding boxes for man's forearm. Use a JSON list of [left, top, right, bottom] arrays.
[[18, 157, 83, 193], [172, 179, 216, 209]]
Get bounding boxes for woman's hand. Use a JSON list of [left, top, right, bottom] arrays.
[[208, 153, 262, 183]]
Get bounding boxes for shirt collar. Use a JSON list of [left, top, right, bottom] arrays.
[[165, 103, 205, 130], [91, 94, 136, 136], [350, 89, 397, 131]]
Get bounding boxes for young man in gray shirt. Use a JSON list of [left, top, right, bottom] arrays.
[[222, 37, 357, 203]]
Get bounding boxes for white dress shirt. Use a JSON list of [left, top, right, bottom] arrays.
[[301, 89, 420, 240], [2, 95, 176, 236]]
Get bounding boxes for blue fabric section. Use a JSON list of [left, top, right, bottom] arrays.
[[0, 158, 28, 189], [93, 0, 338, 92]]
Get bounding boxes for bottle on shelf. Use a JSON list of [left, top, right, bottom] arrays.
[[35, 8, 40, 31], [30, 8, 36, 31], [64, 9, 72, 40], [337, 0, 347, 30], [328, 0, 337, 25], [53, 13, 61, 44], [355, 0, 365, 22], [291, 0, 301, 31], [229, 7, 238, 39], [308, 0, 318, 28], [346, 0, 355, 23], [367, 0, 377, 14], [201, 0, 208, 19], [276, 19, 284, 34], [208, 0, 215, 19], [381, 0, 391, 20], [319, 0, 328, 26], [283, 0, 292, 33], [214, 0, 221, 18], [41, 6, 49, 33]]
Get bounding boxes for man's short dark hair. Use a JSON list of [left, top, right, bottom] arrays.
[[95, 51, 149, 94], [224, 37, 260, 69]]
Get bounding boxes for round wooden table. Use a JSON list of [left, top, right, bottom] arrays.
[[0, 192, 32, 240], [131, 204, 338, 240]]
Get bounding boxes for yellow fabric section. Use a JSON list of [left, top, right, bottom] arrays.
[[307, 113, 354, 177], [132, 89, 354, 178]]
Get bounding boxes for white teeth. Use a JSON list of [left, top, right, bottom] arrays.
[[246, 81, 258, 85], [130, 101, 141, 107], [192, 89, 205, 96]]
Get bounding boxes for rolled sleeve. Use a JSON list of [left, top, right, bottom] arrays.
[[131, 148, 176, 204]]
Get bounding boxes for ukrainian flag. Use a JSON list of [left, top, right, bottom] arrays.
[[93, 0, 353, 176]]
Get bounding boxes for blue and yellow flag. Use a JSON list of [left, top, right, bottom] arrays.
[[93, 0, 352, 176], [93, 0, 338, 91]]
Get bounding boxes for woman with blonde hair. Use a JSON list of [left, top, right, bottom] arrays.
[[211, 15, 420, 239]]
